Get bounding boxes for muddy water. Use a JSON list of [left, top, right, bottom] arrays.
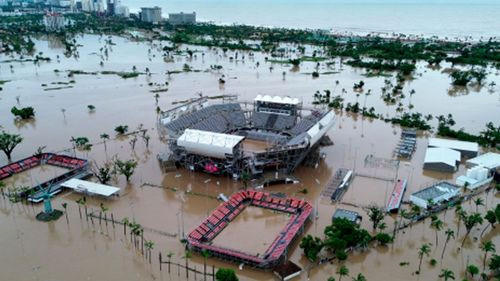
[[212, 206, 290, 256], [0, 34, 499, 281], [241, 139, 271, 152], [1, 164, 70, 190]]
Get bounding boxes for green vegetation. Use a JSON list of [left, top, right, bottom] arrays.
[[0, 131, 23, 161], [11, 106, 35, 119], [450, 68, 487, 86], [346, 59, 416, 75], [114, 158, 138, 182], [389, 113, 431, 130], [114, 125, 129, 135], [215, 268, 238, 281], [437, 115, 499, 147], [299, 235, 323, 262]]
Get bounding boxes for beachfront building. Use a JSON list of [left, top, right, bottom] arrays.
[[423, 147, 460, 173], [140, 6, 162, 24], [428, 137, 479, 158], [43, 11, 66, 31], [409, 181, 461, 209], [168, 12, 196, 25]]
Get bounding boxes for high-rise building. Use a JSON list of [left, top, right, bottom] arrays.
[[168, 12, 196, 25], [44, 11, 66, 31], [140, 6, 161, 24]]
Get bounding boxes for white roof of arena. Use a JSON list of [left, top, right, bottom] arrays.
[[177, 129, 245, 159], [254, 95, 301, 105], [428, 138, 478, 153], [424, 147, 460, 168]]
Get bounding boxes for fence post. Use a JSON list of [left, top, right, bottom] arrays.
[[212, 265, 215, 281], [194, 265, 197, 280], [159, 252, 162, 272], [111, 213, 115, 228]]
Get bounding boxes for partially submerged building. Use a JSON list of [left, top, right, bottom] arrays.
[[409, 181, 461, 209], [158, 96, 335, 178], [423, 147, 460, 173], [428, 138, 478, 158], [456, 166, 492, 190], [332, 209, 362, 224]]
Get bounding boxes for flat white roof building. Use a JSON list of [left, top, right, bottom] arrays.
[[62, 179, 120, 197], [428, 138, 479, 158], [410, 181, 461, 209], [177, 129, 245, 159], [466, 152, 500, 170], [423, 147, 460, 173]]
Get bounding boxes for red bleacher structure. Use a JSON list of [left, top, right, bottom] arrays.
[[187, 190, 313, 269], [0, 153, 89, 201]]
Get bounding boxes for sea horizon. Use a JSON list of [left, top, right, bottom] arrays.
[[122, 0, 500, 40]]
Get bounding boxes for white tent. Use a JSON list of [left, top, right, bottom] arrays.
[[177, 129, 245, 159], [254, 95, 300, 105]]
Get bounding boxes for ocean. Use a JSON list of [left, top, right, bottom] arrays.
[[121, 0, 500, 39]]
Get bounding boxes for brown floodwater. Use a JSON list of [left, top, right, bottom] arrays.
[[212, 206, 290, 256], [0, 34, 499, 281]]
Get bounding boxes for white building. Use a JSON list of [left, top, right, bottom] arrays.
[[168, 12, 196, 25], [410, 182, 461, 209], [466, 152, 500, 170], [428, 138, 479, 158], [44, 12, 66, 31], [115, 4, 128, 17], [456, 166, 492, 190], [140, 6, 162, 24], [423, 147, 460, 173]]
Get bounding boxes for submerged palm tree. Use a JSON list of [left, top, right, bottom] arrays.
[[145, 240, 155, 264], [441, 229, 455, 260], [466, 264, 479, 280], [431, 218, 444, 246], [480, 241, 495, 271], [438, 269, 455, 281], [337, 265, 349, 281], [351, 273, 367, 281], [417, 243, 431, 274]]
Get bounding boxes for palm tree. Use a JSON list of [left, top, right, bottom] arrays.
[[417, 243, 431, 274], [441, 229, 455, 260], [455, 205, 464, 235], [438, 269, 455, 281], [201, 249, 211, 279], [75, 197, 86, 219], [431, 218, 444, 246], [474, 198, 484, 212], [183, 250, 192, 278], [166, 251, 174, 273], [121, 217, 129, 235], [99, 203, 109, 224], [62, 202, 68, 223], [481, 210, 497, 237], [337, 265, 349, 281], [351, 273, 367, 281], [100, 133, 110, 151], [480, 241, 495, 271], [466, 264, 479, 280], [145, 240, 155, 264], [461, 213, 483, 247]]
